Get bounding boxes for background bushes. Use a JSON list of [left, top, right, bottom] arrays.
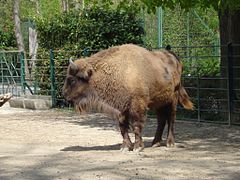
[[37, 7, 144, 50], [0, 24, 16, 49]]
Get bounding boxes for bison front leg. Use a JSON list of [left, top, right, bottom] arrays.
[[132, 118, 145, 152], [152, 103, 176, 147], [119, 120, 133, 151], [129, 98, 148, 152]]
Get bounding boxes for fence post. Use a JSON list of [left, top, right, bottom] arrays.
[[0, 52, 4, 93], [227, 43, 233, 126], [83, 48, 90, 57], [157, 7, 163, 48], [197, 75, 201, 122], [20, 51, 26, 94], [50, 49, 56, 107]]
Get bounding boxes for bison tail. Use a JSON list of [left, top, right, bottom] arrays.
[[178, 86, 194, 110]]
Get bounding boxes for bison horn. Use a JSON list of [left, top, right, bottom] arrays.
[[69, 57, 78, 74]]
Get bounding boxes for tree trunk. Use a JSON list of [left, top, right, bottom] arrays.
[[13, 0, 30, 80], [36, 0, 40, 15], [219, 9, 240, 123], [61, 0, 69, 12], [219, 9, 240, 74], [29, 27, 38, 75]]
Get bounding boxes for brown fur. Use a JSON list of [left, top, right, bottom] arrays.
[[63, 44, 193, 151]]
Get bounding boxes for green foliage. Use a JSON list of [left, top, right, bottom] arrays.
[[20, 0, 62, 20], [0, 0, 16, 49], [0, 24, 16, 49], [183, 58, 220, 77], [140, 0, 240, 13], [36, 7, 144, 50], [144, 6, 219, 48]]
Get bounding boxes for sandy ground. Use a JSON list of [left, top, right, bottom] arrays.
[[0, 103, 240, 180]]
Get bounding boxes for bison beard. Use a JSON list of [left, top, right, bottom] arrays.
[[75, 94, 124, 123], [63, 44, 193, 152]]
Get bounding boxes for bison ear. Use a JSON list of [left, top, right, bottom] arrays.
[[69, 58, 78, 75], [87, 69, 93, 78], [81, 68, 93, 82]]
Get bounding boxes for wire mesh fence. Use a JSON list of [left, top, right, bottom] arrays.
[[175, 44, 240, 125], [1, 45, 239, 125], [0, 51, 22, 96]]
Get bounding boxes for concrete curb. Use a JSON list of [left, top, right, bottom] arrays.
[[9, 96, 52, 110]]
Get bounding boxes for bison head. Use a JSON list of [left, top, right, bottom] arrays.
[[63, 58, 93, 102]]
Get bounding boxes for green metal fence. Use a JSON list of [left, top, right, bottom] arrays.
[[1, 45, 239, 125], [0, 51, 23, 96], [174, 44, 240, 125]]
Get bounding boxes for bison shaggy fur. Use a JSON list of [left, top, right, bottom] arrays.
[[63, 44, 193, 152]]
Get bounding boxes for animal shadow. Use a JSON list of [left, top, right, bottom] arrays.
[[61, 143, 121, 152]]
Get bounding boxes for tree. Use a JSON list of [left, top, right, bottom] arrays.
[[61, 0, 69, 12], [13, 0, 30, 79]]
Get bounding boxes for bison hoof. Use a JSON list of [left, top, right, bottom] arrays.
[[166, 141, 175, 147], [120, 147, 131, 152], [133, 147, 144, 153], [152, 142, 161, 147], [133, 142, 144, 152], [152, 140, 166, 147], [120, 142, 133, 152]]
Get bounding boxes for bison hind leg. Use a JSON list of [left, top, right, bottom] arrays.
[[152, 107, 167, 147], [166, 103, 177, 147], [152, 103, 176, 148]]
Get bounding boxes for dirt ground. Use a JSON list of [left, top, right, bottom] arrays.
[[0, 103, 240, 180]]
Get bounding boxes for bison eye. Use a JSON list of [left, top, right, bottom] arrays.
[[78, 77, 88, 83], [70, 79, 76, 85], [67, 77, 77, 86]]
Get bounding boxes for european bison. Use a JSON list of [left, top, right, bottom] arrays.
[[63, 44, 193, 152]]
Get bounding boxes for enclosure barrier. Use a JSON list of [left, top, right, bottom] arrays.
[[1, 45, 239, 125], [0, 51, 22, 96]]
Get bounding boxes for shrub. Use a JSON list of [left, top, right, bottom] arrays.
[[37, 7, 144, 50], [0, 24, 16, 49]]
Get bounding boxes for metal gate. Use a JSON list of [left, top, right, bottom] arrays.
[[0, 51, 23, 96], [175, 44, 240, 125]]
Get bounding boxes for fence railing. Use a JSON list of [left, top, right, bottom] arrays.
[[0, 51, 23, 96], [174, 44, 240, 125], [1, 45, 239, 125]]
